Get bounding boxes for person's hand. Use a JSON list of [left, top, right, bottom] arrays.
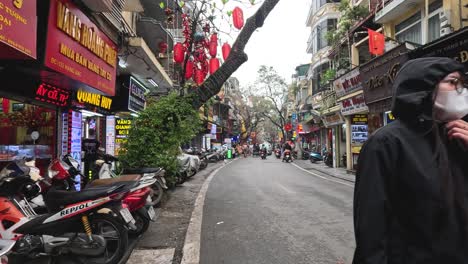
[[447, 119, 468, 147]]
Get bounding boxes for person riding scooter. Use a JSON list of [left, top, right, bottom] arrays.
[[282, 141, 293, 162], [260, 145, 267, 160]]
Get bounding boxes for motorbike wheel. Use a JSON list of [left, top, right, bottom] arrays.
[[149, 182, 164, 206], [77, 213, 128, 264], [128, 209, 150, 237]]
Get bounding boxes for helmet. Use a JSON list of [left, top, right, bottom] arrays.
[[47, 159, 71, 181]]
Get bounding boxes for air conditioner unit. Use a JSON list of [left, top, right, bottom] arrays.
[[80, 0, 113, 12], [440, 27, 453, 37], [439, 10, 450, 24]]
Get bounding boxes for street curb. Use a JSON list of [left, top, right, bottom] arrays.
[[119, 235, 142, 264], [308, 167, 355, 183], [295, 161, 355, 183], [180, 159, 237, 264], [291, 163, 354, 188]]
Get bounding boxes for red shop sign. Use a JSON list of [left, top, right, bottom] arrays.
[[44, 0, 117, 96], [0, 0, 37, 59], [35, 83, 70, 107]]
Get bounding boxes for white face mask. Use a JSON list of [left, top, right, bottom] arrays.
[[434, 88, 468, 122]]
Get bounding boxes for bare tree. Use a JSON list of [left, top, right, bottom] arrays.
[[249, 65, 289, 142]]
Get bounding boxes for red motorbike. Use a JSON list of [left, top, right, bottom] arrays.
[[0, 164, 132, 264], [48, 156, 157, 236]]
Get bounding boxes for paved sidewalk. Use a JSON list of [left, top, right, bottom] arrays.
[[294, 159, 356, 183]]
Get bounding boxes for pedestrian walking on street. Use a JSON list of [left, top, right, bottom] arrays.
[[353, 57, 468, 264]]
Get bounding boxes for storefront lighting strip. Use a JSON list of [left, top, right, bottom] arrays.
[[130, 113, 139, 117], [81, 110, 104, 117]]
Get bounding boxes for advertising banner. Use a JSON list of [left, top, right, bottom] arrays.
[[45, 0, 117, 95], [115, 118, 131, 155], [351, 114, 368, 153], [340, 93, 369, 116], [106, 116, 115, 155], [333, 68, 362, 98], [128, 76, 146, 113], [322, 112, 345, 127], [0, 0, 37, 59]]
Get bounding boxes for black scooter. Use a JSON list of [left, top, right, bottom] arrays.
[[260, 150, 267, 160]]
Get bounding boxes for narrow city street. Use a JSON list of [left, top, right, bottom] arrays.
[[200, 157, 355, 264]]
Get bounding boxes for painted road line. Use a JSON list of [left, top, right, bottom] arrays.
[[291, 163, 354, 188]]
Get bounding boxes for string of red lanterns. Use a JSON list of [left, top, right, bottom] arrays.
[[173, 7, 245, 86]]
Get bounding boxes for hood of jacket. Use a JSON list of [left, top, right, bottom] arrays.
[[391, 57, 464, 122]]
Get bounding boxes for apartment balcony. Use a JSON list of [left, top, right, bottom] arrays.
[[375, 0, 425, 23], [306, 32, 314, 54], [306, 1, 340, 28]]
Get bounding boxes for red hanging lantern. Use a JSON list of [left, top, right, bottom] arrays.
[[195, 69, 204, 85], [222, 43, 231, 60], [173, 42, 185, 64], [209, 41, 217, 58], [232, 7, 244, 30], [210, 33, 218, 43], [158, 41, 168, 53], [2, 98, 9, 114], [185, 60, 194, 80], [209, 58, 220, 74]]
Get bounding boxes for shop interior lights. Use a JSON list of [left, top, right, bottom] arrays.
[[147, 78, 158, 87], [80, 109, 103, 117]]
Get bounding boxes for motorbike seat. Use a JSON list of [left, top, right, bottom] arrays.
[[123, 167, 162, 174], [86, 174, 141, 187], [45, 182, 137, 211]]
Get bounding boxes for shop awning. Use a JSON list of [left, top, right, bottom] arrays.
[[321, 105, 341, 116]]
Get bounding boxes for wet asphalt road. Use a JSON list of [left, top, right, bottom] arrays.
[[200, 156, 355, 264]]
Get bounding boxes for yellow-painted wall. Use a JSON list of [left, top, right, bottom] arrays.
[[383, 0, 466, 42]]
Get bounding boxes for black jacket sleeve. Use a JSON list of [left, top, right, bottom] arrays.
[[353, 134, 396, 264]]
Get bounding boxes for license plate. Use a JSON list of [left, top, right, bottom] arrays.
[[120, 208, 135, 224], [147, 206, 156, 220]]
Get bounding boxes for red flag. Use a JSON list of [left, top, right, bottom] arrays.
[[368, 29, 385, 55]]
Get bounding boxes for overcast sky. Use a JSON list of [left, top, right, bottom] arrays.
[[227, 0, 311, 88]]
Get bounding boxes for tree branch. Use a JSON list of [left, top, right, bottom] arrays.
[[189, 0, 281, 108]]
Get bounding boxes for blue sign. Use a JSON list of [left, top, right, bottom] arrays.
[[292, 113, 297, 120]]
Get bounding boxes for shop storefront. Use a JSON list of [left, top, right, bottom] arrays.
[[0, 0, 118, 177], [334, 67, 368, 170], [350, 114, 368, 170], [0, 1, 46, 172], [320, 89, 345, 168], [360, 43, 412, 135], [112, 76, 148, 156], [410, 27, 468, 74]]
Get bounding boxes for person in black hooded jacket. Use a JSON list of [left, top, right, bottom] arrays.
[[353, 57, 468, 264]]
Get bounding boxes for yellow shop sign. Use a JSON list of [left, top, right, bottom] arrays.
[[76, 89, 112, 110]]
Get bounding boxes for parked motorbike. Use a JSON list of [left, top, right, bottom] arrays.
[[0, 167, 132, 264], [86, 153, 167, 207], [323, 150, 333, 167], [260, 150, 267, 160], [301, 151, 310, 160], [60, 155, 160, 236], [309, 150, 323, 163], [341, 153, 347, 168]]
